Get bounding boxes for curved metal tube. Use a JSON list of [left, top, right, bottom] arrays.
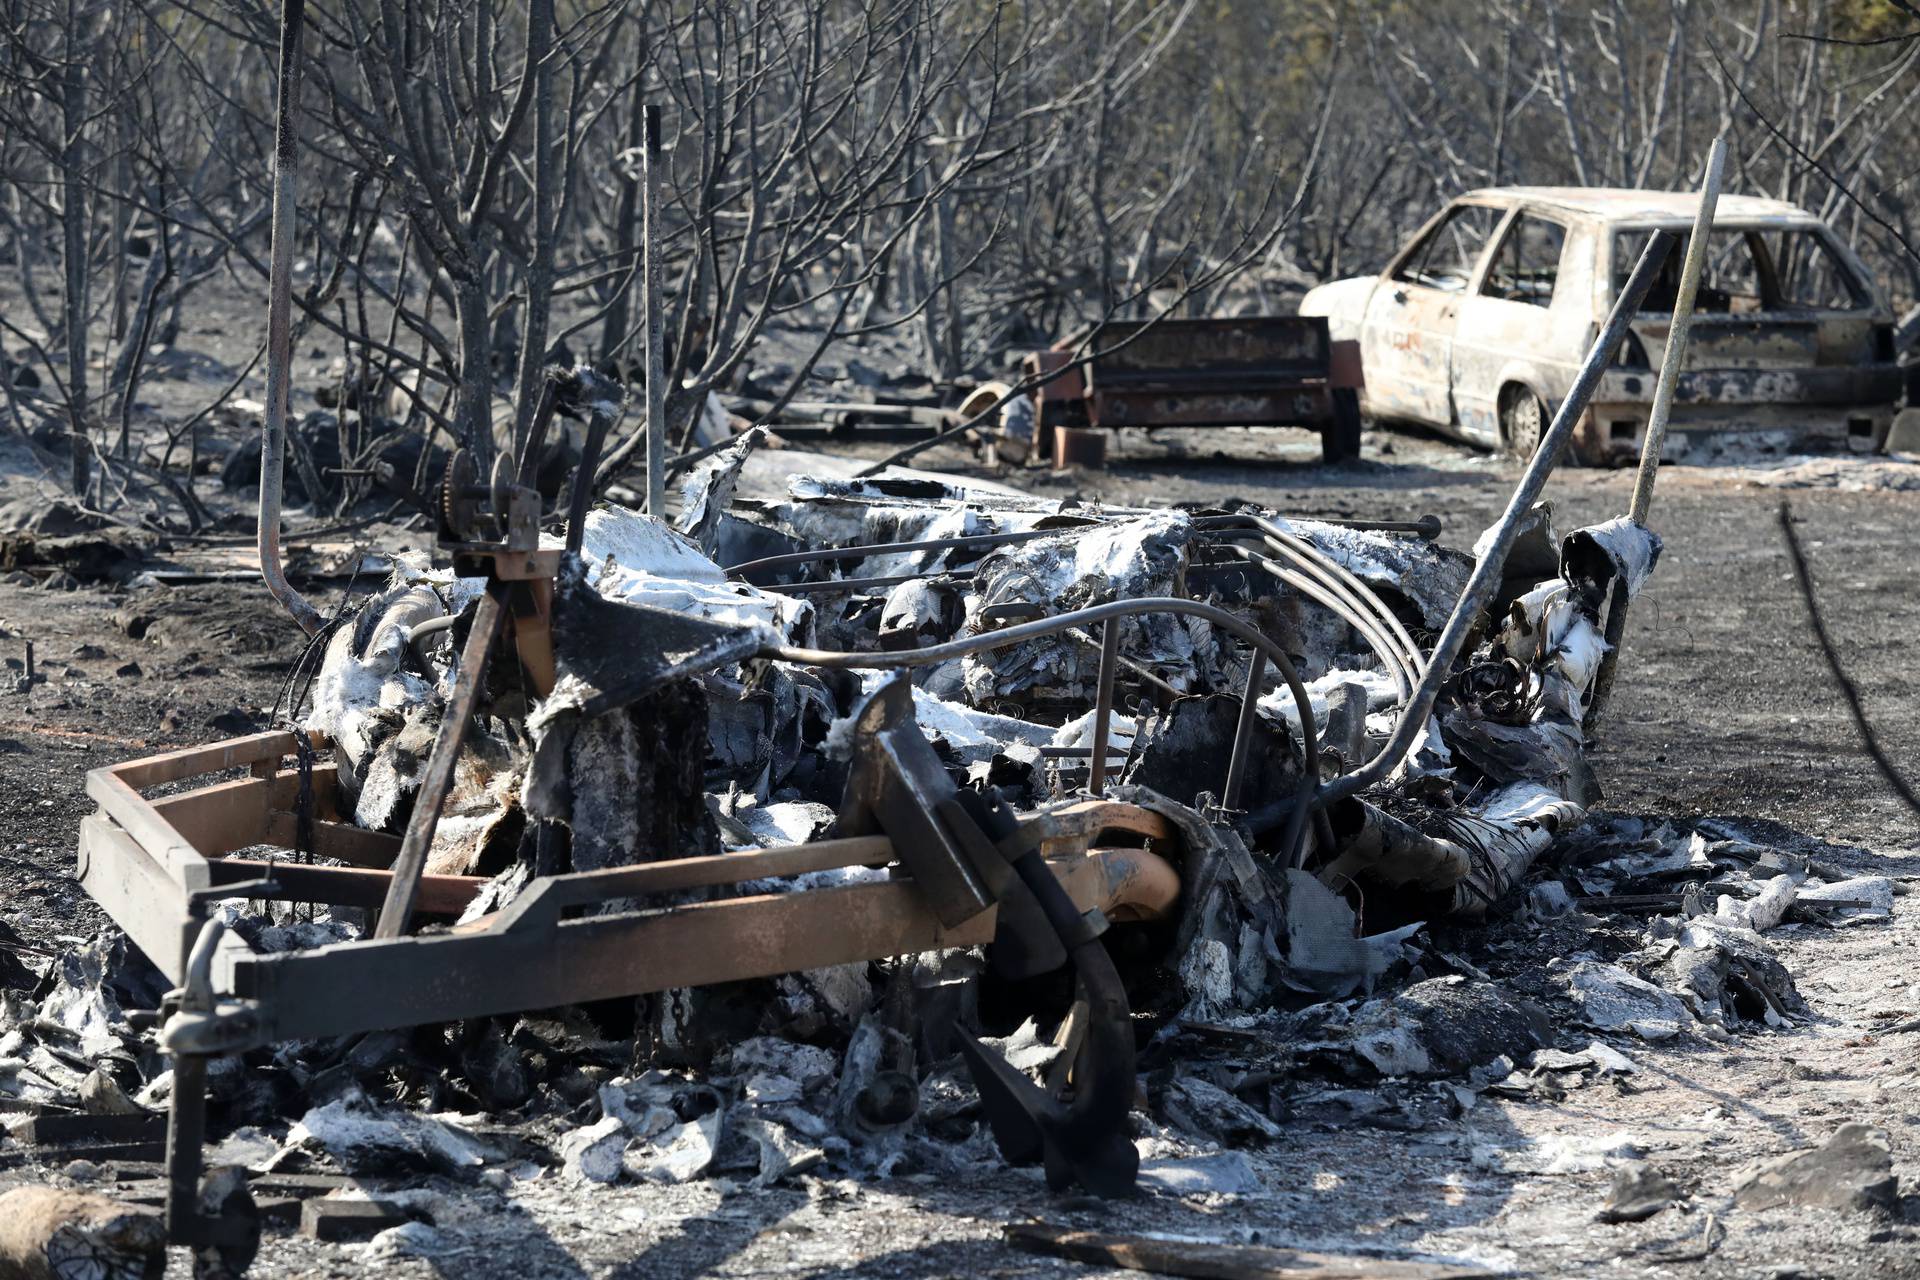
[[257, 0, 323, 637], [1218, 544, 1413, 700], [761, 595, 1326, 858], [1201, 513, 1425, 679], [1254, 522, 1426, 676], [1256, 536, 1422, 681]]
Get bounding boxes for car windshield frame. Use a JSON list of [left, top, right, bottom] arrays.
[[1480, 211, 1570, 308], [1386, 200, 1513, 295]]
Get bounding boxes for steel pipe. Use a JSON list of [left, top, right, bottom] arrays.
[[1087, 621, 1121, 797], [257, 0, 323, 637], [1630, 136, 1727, 525], [1316, 228, 1679, 814], [1586, 137, 1726, 730]]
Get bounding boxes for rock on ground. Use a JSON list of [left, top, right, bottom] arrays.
[[1734, 1123, 1899, 1214]]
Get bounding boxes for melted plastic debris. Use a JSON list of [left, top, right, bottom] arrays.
[[574, 507, 811, 641]]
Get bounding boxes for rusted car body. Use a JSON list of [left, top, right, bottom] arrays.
[[1301, 187, 1902, 462]]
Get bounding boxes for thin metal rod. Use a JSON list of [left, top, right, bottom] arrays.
[[1064, 626, 1182, 699], [1587, 138, 1725, 732], [764, 594, 1324, 850], [724, 514, 1442, 581], [762, 570, 976, 595], [1317, 228, 1679, 810], [1630, 136, 1726, 524], [642, 104, 665, 517], [1221, 649, 1268, 811], [1088, 621, 1121, 797], [374, 587, 507, 937], [257, 0, 322, 637]]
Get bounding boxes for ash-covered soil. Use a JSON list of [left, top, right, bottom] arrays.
[[4, 419, 1920, 1278]]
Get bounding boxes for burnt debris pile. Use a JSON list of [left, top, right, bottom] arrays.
[[10, 444, 1895, 1243]]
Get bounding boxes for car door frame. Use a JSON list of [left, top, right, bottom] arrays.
[[1361, 197, 1515, 432], [1448, 205, 1577, 446]]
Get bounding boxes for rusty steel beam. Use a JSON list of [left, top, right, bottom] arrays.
[[232, 847, 1177, 1045]]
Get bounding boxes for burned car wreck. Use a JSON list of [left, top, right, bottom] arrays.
[[1301, 187, 1903, 462]]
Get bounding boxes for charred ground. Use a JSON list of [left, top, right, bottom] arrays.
[[4, 420, 1920, 1278]]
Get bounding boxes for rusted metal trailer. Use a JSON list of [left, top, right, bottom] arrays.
[[1022, 316, 1366, 464]]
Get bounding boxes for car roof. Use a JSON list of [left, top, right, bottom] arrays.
[[1458, 186, 1817, 226]]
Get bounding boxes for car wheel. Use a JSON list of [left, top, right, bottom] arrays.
[[1321, 388, 1363, 463], [1500, 387, 1545, 460]]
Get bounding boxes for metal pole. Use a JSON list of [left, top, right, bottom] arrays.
[[162, 917, 223, 1248], [642, 103, 665, 518], [1629, 135, 1726, 524], [373, 587, 507, 937], [258, 0, 322, 636], [1587, 136, 1726, 731], [164, 1054, 208, 1242], [1317, 228, 1680, 810], [1221, 649, 1268, 811], [1087, 621, 1121, 797]]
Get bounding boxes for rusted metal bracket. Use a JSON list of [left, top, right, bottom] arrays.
[[80, 707, 1182, 1234]]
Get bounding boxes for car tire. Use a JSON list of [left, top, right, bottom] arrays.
[[1499, 386, 1546, 460], [1322, 389, 1363, 463]]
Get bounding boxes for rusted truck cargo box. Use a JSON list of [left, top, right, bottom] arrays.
[[1023, 316, 1365, 463]]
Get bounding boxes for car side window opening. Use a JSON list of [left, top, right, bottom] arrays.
[[1392, 204, 1504, 293], [1614, 228, 1865, 313], [1481, 215, 1566, 306], [1761, 231, 1865, 310]]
